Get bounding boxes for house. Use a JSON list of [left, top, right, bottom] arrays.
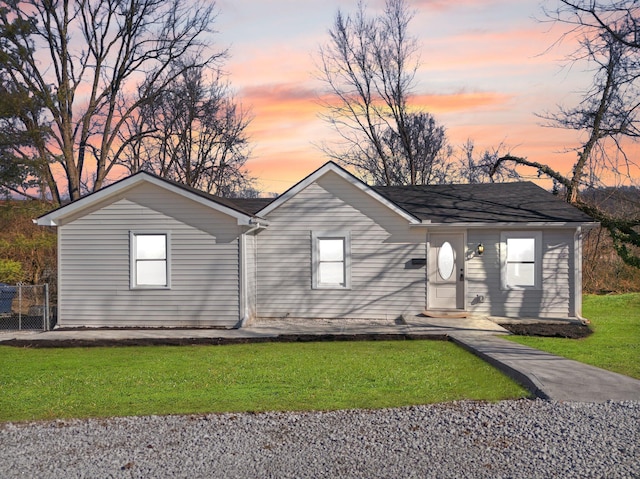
[[36, 162, 596, 328]]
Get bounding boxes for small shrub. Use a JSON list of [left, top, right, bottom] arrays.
[[0, 259, 23, 283], [0, 201, 57, 299]]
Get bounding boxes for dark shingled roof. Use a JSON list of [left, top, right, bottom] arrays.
[[373, 182, 594, 224], [226, 197, 275, 215]]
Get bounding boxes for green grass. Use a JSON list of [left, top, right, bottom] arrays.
[[508, 293, 640, 379], [0, 340, 529, 422]]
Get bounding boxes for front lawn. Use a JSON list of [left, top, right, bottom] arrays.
[[508, 293, 640, 379], [0, 340, 529, 422]]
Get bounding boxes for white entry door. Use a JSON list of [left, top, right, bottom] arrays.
[[428, 233, 465, 310]]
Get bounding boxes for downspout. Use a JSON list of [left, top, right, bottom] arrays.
[[33, 218, 60, 329], [574, 226, 588, 324], [236, 220, 266, 329]]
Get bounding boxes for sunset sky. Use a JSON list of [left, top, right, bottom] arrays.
[[214, 0, 627, 194]]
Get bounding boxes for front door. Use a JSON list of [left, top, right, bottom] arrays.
[[428, 233, 465, 310]]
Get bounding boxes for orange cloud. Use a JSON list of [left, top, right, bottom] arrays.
[[241, 84, 318, 113], [412, 91, 512, 114], [240, 81, 511, 122], [238, 81, 519, 193], [239, 83, 323, 140]]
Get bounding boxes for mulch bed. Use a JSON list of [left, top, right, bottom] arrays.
[[0, 333, 450, 348], [498, 322, 593, 339]]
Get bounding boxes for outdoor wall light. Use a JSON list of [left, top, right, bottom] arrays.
[[477, 243, 484, 256]]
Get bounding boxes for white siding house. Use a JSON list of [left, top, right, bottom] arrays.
[[37, 162, 596, 328]]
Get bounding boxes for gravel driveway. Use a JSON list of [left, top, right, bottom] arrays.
[[1, 400, 637, 478]]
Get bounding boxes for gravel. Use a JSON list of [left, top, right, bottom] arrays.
[[1, 400, 638, 478]]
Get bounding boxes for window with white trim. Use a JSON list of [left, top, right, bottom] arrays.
[[312, 232, 351, 289], [501, 231, 542, 289], [130, 232, 170, 289]]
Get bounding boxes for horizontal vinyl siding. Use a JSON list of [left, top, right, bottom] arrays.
[[257, 173, 425, 320], [466, 229, 574, 318], [58, 184, 241, 327]]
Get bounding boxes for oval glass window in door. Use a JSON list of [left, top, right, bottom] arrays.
[[438, 241, 455, 280]]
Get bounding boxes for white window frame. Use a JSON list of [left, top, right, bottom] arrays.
[[312, 231, 351, 290], [500, 231, 542, 290], [130, 231, 171, 289]]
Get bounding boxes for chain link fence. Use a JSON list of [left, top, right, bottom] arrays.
[[0, 283, 52, 331]]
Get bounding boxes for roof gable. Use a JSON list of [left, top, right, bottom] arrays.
[[36, 171, 259, 227], [256, 162, 420, 223]]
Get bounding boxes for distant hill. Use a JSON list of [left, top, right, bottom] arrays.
[[581, 186, 640, 218]]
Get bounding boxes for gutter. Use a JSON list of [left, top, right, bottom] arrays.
[[410, 221, 600, 229]]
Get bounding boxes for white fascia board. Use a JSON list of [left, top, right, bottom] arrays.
[[257, 162, 420, 224], [410, 221, 600, 229], [35, 216, 58, 227], [35, 172, 256, 227]]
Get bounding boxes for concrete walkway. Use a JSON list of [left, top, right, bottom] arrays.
[[1, 316, 639, 403], [0, 316, 506, 343], [449, 332, 640, 402]]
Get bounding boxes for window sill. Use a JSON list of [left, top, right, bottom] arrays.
[[501, 285, 541, 291], [130, 285, 171, 291], [314, 285, 351, 290]]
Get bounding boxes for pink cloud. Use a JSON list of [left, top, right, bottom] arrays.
[[414, 0, 506, 11]]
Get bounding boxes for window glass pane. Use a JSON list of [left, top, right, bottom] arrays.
[[319, 239, 344, 261], [319, 262, 344, 285], [137, 260, 167, 286], [437, 241, 455, 280], [136, 235, 166, 260], [507, 238, 535, 262], [507, 263, 535, 286]]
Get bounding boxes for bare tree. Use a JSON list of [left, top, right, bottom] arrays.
[[492, 0, 640, 267], [121, 66, 255, 197], [348, 111, 453, 185], [453, 140, 520, 184], [0, 0, 222, 204], [317, 0, 450, 186]]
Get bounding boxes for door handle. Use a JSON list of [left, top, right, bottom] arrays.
[[459, 268, 464, 281]]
